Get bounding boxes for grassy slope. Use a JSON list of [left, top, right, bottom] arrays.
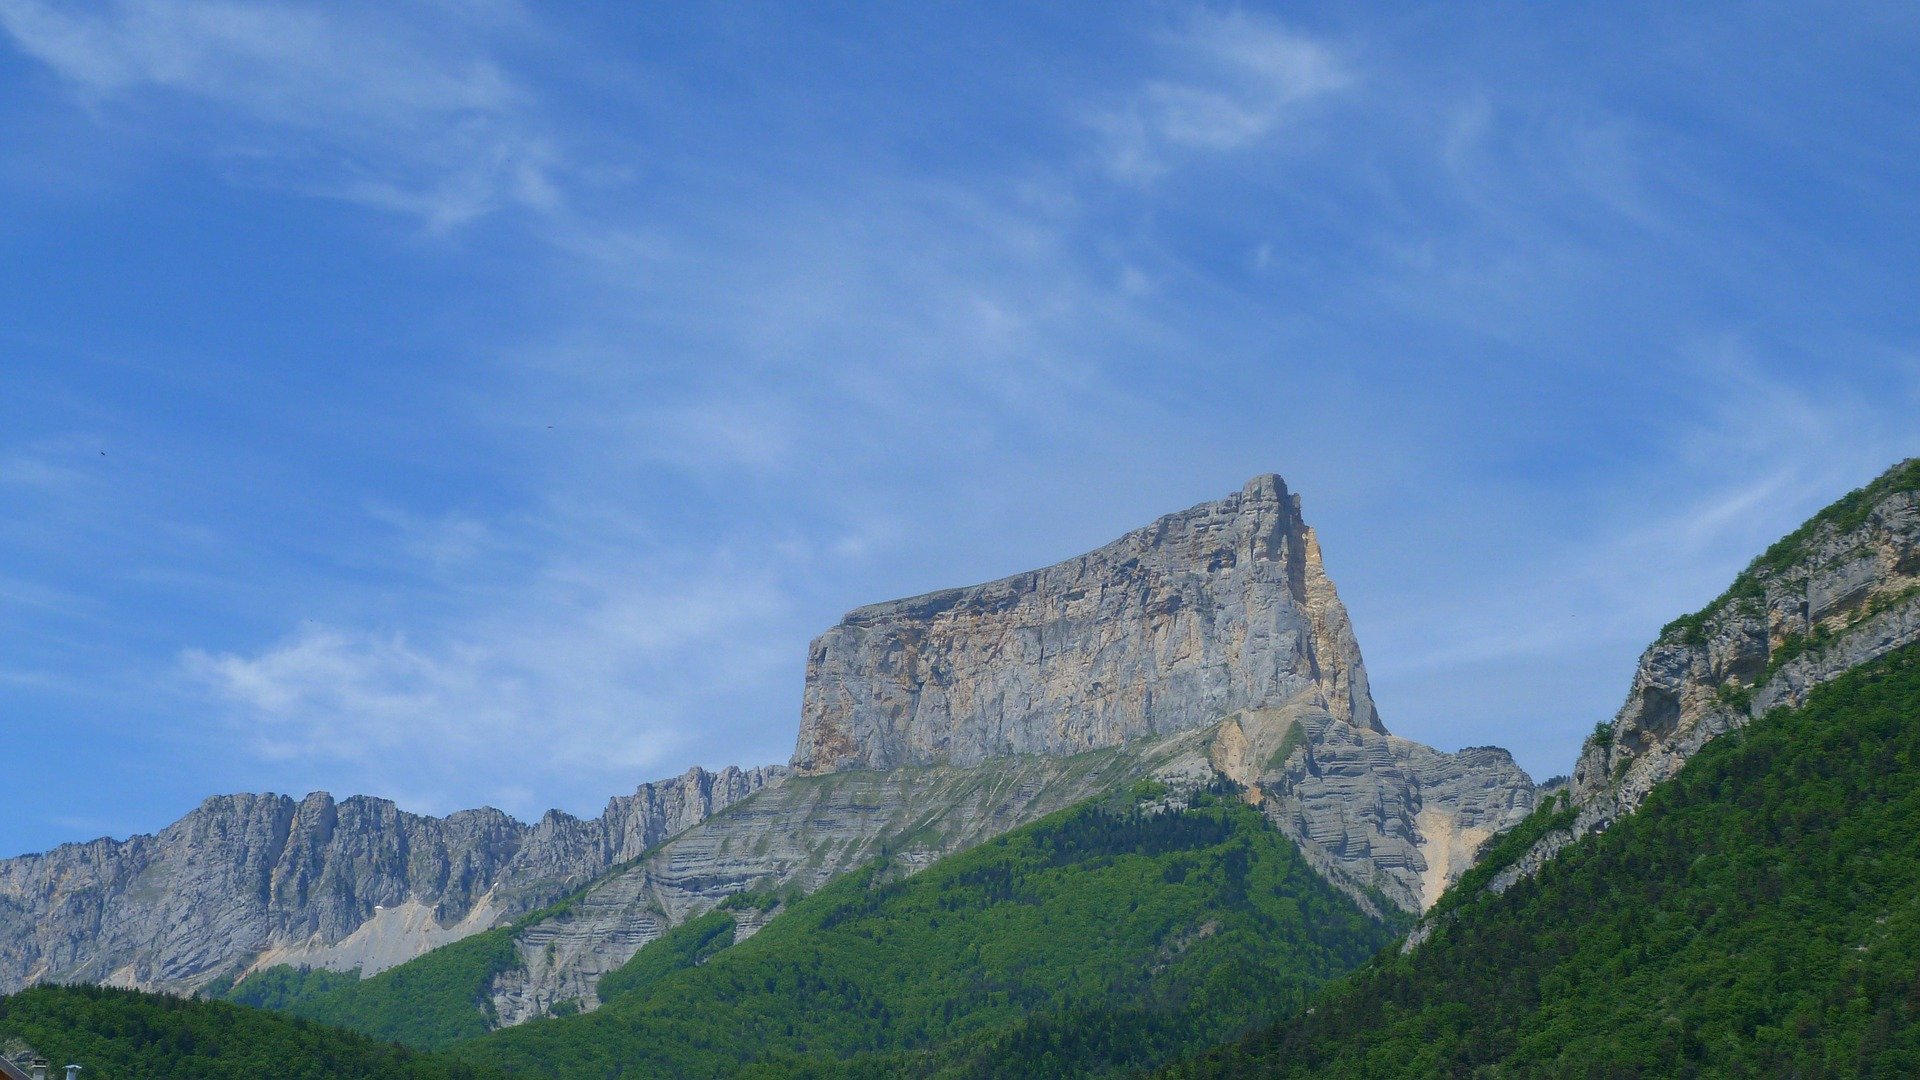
[[1169, 642, 1920, 1079], [0, 984, 505, 1080], [456, 785, 1404, 1078]]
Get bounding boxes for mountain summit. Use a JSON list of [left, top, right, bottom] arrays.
[[0, 473, 1532, 1025], [795, 474, 1382, 773]]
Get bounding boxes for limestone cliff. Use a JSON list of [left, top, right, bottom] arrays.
[[1460, 460, 1920, 912], [0, 765, 780, 995], [1572, 460, 1920, 833], [0, 470, 1540, 1029], [793, 475, 1383, 773], [1203, 702, 1535, 914]]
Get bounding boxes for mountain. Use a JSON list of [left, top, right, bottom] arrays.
[[1169, 640, 1920, 1078], [0, 983, 506, 1079], [268, 475, 1532, 1033], [1443, 458, 1920, 912], [1, 473, 1535, 1034], [451, 785, 1405, 1078], [1163, 458, 1920, 1077], [0, 766, 779, 995], [793, 473, 1383, 773]]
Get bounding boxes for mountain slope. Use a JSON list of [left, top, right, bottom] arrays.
[[0, 984, 506, 1080], [221, 735, 1220, 1039], [1577, 459, 1918, 835], [1169, 641, 1920, 1078], [452, 785, 1404, 1078]]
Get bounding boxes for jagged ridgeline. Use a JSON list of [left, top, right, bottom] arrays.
[[0, 474, 1535, 1035], [1163, 459, 1920, 1078]]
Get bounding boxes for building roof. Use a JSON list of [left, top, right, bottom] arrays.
[[0, 1055, 32, 1080]]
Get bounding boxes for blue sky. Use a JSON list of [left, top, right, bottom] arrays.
[[1, 1, 1916, 856]]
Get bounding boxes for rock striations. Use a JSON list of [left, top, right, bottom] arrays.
[[795, 475, 1383, 773], [1571, 460, 1920, 827], [1459, 460, 1920, 913], [0, 471, 1540, 1026], [0, 766, 779, 995]]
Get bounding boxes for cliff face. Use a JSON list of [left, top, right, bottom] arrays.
[[794, 475, 1383, 773], [1, 470, 1540, 1028], [1442, 461, 1920, 919], [1571, 461, 1920, 832], [1198, 702, 1536, 915], [0, 765, 781, 995]]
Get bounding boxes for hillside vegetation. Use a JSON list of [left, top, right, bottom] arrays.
[[0, 984, 504, 1080], [216, 923, 526, 1050], [451, 784, 1402, 1078], [1169, 642, 1920, 1078]]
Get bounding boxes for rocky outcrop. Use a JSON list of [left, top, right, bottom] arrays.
[[794, 475, 1383, 773], [1426, 461, 1920, 926], [1204, 702, 1536, 915], [1, 470, 1544, 1030], [0, 765, 780, 995], [1571, 461, 1920, 833], [486, 731, 1224, 1024]]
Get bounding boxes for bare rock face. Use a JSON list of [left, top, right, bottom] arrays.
[[1204, 703, 1536, 915], [0, 765, 781, 995], [794, 475, 1383, 773], [1441, 462, 1920, 923], [486, 731, 1223, 1024], [1571, 462, 1920, 833]]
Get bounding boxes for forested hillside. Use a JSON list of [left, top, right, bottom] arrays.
[[0, 984, 505, 1080], [448, 785, 1401, 1078], [1168, 642, 1920, 1078], [213, 916, 527, 1048]]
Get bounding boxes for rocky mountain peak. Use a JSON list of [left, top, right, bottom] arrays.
[[792, 474, 1384, 773]]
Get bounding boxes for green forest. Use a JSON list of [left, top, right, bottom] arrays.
[[0, 984, 503, 1080], [213, 917, 524, 1048], [1168, 641, 1920, 1079], [447, 783, 1401, 1078]]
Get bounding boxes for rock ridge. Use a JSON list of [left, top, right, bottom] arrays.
[[1435, 460, 1920, 922], [793, 474, 1384, 773], [0, 764, 782, 995]]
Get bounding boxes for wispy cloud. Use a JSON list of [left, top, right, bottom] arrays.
[[1362, 350, 1920, 772], [1089, 10, 1355, 181], [181, 543, 797, 816], [0, 0, 558, 226], [4, 1, 1915, 850]]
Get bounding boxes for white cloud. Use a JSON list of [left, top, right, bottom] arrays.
[[1091, 10, 1354, 181], [181, 546, 798, 817], [0, 0, 558, 226]]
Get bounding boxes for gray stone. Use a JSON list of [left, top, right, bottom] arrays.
[[1449, 463, 1920, 920], [0, 471, 1541, 1030], [794, 475, 1382, 773], [0, 765, 780, 995], [1572, 477, 1919, 831]]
